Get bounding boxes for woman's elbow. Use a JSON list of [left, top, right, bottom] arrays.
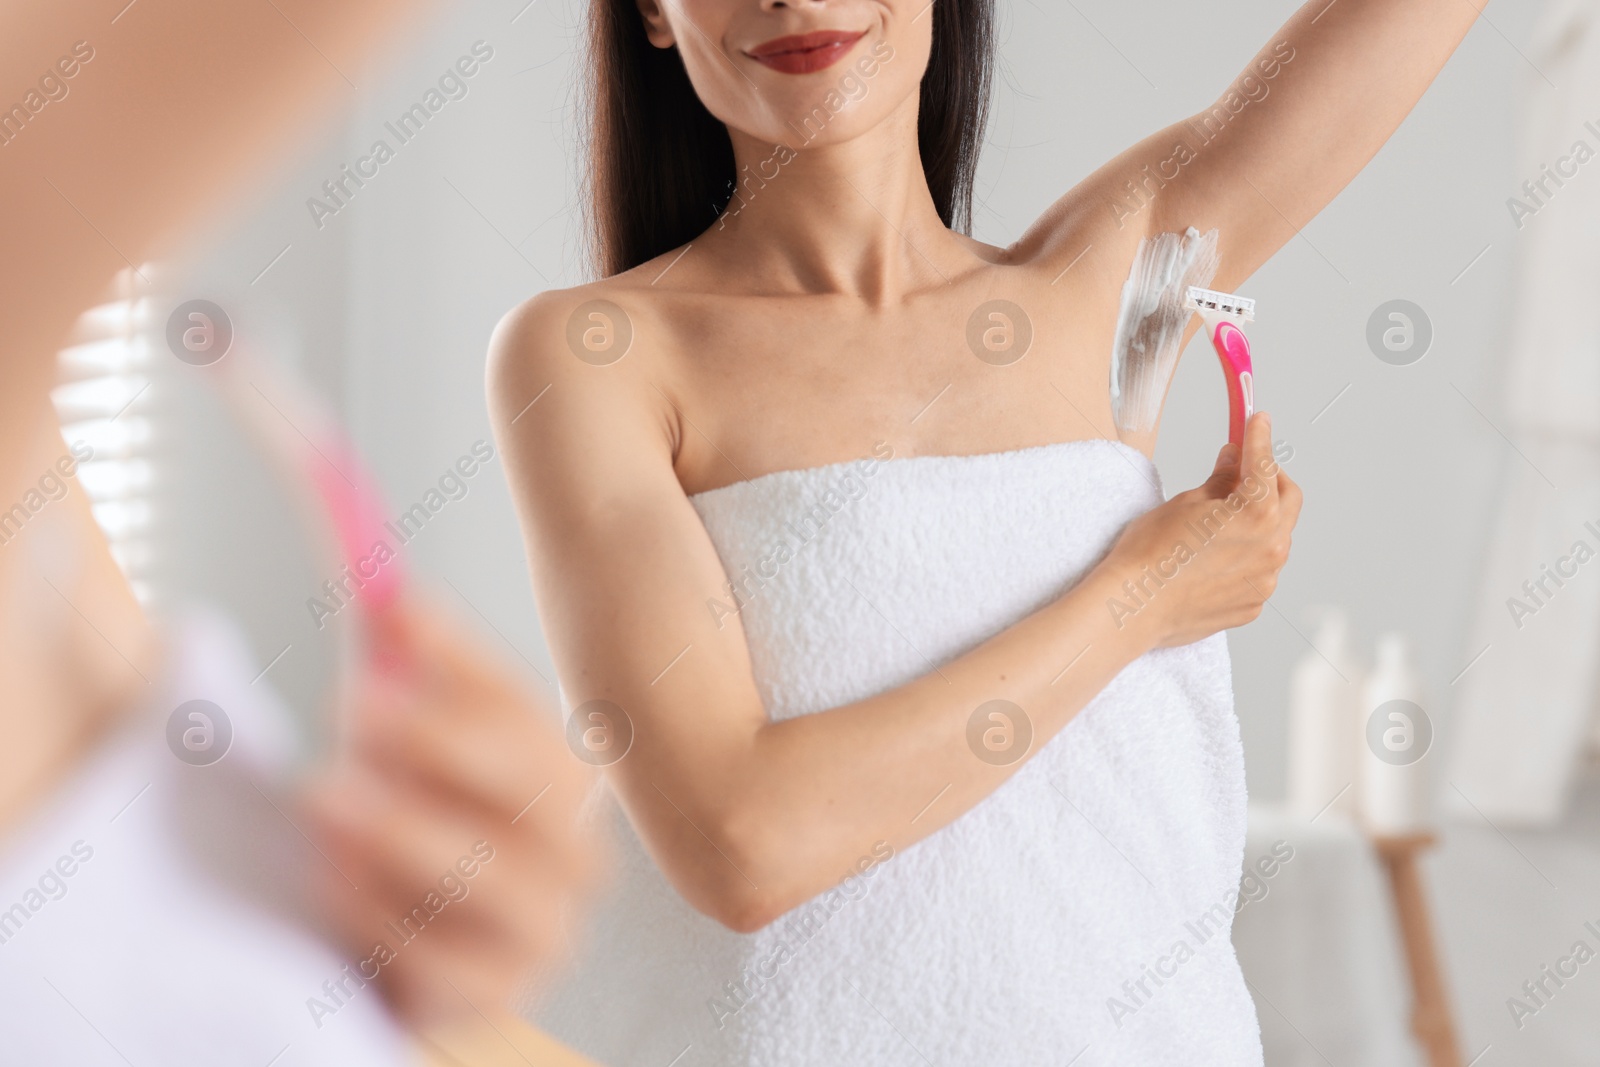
[[648, 791, 810, 932], [687, 871, 790, 934], [711, 893, 783, 935], [672, 828, 798, 932]]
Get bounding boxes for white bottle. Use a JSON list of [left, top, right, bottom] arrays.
[[1286, 610, 1362, 820], [1358, 633, 1433, 835]]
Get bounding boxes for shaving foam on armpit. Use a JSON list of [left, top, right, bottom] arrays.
[[1109, 227, 1220, 434]]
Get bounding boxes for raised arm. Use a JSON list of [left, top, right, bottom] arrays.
[[1151, 0, 1480, 290], [1020, 0, 1479, 296], [489, 291, 1301, 932]]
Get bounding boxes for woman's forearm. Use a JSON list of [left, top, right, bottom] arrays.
[[629, 561, 1155, 931]]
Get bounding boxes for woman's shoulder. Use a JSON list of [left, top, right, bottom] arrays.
[[486, 265, 687, 465], [490, 245, 702, 360], [491, 268, 651, 378], [493, 268, 649, 346]]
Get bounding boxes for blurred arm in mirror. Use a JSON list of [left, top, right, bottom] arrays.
[[0, 0, 433, 504], [0, 1, 603, 1059]]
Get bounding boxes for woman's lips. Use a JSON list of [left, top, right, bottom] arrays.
[[746, 30, 867, 75]]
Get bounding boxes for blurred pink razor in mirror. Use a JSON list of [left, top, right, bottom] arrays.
[[216, 346, 406, 621]]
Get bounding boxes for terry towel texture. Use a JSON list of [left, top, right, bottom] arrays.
[[533, 438, 1262, 1066]]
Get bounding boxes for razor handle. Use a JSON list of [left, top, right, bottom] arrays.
[[1211, 320, 1254, 448]]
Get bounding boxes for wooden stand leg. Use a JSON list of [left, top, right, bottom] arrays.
[[1372, 834, 1462, 1067]]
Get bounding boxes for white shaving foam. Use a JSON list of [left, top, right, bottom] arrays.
[[1108, 227, 1220, 434]]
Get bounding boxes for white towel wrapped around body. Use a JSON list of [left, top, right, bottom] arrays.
[[533, 438, 1261, 1067]]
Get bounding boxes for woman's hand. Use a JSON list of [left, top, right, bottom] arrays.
[[301, 592, 604, 1028], [1098, 412, 1302, 649]]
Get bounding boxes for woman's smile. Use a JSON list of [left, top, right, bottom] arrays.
[[746, 29, 868, 74]]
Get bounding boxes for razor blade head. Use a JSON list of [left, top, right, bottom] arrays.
[[1184, 286, 1255, 323]]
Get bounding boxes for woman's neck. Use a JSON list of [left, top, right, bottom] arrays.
[[705, 94, 971, 302]]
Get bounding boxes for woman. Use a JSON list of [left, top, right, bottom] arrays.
[[489, 1, 1474, 1062]]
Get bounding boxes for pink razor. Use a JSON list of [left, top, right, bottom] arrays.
[[304, 430, 405, 616], [1185, 286, 1256, 448], [218, 346, 406, 621]]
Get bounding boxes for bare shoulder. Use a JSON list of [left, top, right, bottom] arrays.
[[489, 276, 633, 399], [487, 257, 682, 423], [486, 256, 693, 507]]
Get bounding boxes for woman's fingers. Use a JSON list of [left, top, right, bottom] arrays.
[[302, 762, 595, 1019], [346, 675, 590, 829], [302, 584, 608, 1028], [1203, 440, 1243, 495], [342, 593, 596, 852], [369, 592, 531, 703], [1196, 412, 1276, 512], [309, 771, 579, 943], [1238, 411, 1279, 508], [1277, 469, 1304, 531], [333, 694, 599, 902], [1105, 409, 1302, 649]]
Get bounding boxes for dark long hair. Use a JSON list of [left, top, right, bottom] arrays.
[[582, 0, 996, 278]]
